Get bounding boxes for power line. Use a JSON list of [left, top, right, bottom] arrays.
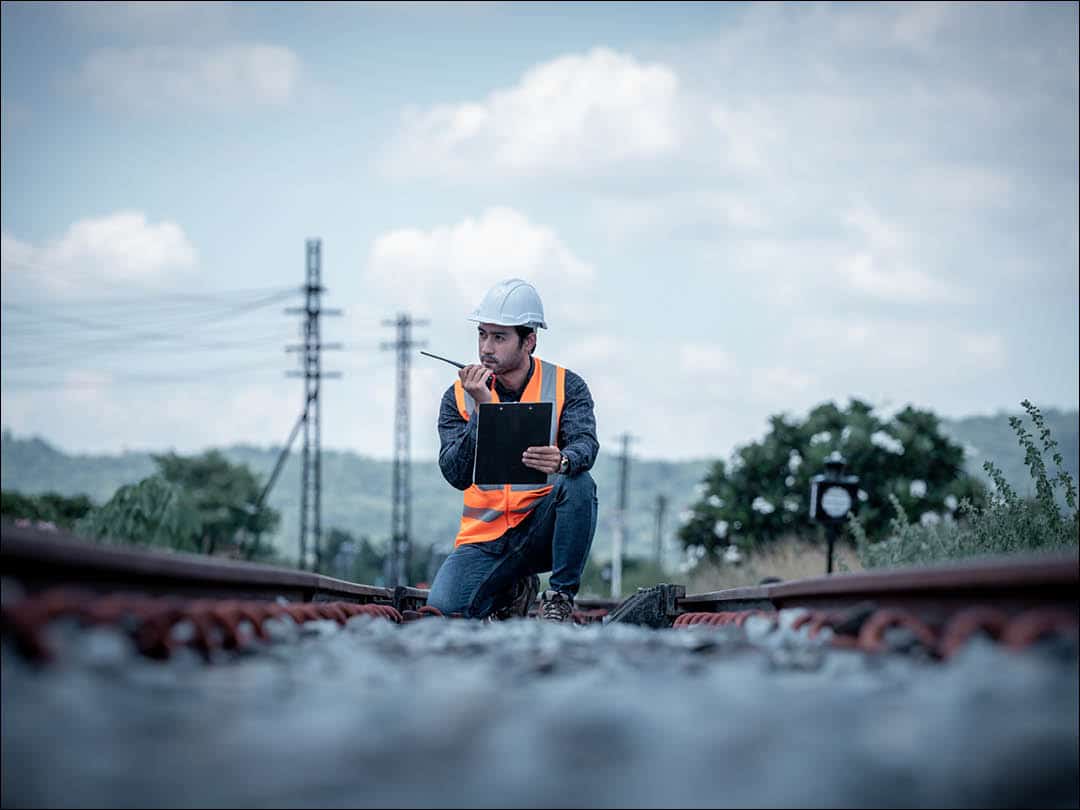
[[1, 282, 299, 304], [1, 288, 305, 376], [380, 313, 427, 587], [68, 284, 302, 307], [0, 360, 289, 389], [0, 303, 297, 356], [4, 292, 295, 347], [1, 289, 301, 339], [1, 250, 301, 304], [1, 333, 295, 369]]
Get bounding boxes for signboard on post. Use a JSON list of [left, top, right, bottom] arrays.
[[809, 451, 860, 574]]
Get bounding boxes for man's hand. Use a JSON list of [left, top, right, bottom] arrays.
[[460, 364, 493, 404], [522, 445, 562, 475]]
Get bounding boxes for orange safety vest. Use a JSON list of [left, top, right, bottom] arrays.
[[452, 357, 566, 547]]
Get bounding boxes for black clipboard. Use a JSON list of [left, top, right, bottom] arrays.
[[473, 401, 553, 485]]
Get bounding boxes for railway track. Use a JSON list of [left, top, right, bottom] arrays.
[[2, 520, 1076, 663], [3, 520, 1077, 808]]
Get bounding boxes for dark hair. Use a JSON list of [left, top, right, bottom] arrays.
[[515, 326, 536, 355]]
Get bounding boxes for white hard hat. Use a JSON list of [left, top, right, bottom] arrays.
[[466, 278, 547, 329]]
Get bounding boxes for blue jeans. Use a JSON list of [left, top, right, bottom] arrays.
[[427, 472, 598, 618]]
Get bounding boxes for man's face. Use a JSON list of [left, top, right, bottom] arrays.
[[477, 323, 531, 373]]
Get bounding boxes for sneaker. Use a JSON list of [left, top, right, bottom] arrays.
[[491, 574, 540, 620], [540, 589, 574, 623]]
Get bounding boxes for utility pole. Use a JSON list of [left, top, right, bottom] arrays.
[[285, 239, 341, 571], [653, 493, 668, 569], [380, 314, 427, 586], [612, 432, 636, 599]]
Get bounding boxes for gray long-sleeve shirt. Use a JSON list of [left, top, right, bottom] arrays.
[[437, 357, 599, 491]]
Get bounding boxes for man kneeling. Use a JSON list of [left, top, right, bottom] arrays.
[[427, 279, 599, 622]]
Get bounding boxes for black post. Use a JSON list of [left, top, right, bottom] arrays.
[[826, 522, 837, 575], [653, 493, 667, 568]]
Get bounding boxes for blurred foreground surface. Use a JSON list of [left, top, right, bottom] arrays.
[[3, 613, 1077, 808]]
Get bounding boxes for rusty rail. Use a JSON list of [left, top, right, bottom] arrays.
[[668, 550, 1078, 658], [678, 550, 1079, 621], [4, 522, 1077, 663], [1, 522, 444, 661], [1, 522, 429, 607]]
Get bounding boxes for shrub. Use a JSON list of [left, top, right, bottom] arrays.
[[678, 399, 986, 559], [76, 475, 203, 551], [854, 401, 1078, 567]]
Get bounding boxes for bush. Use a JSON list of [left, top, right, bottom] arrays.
[[854, 400, 1079, 568], [678, 399, 986, 560], [76, 475, 204, 551], [1, 490, 95, 529]]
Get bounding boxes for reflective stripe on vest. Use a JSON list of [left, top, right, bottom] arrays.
[[452, 357, 566, 546]]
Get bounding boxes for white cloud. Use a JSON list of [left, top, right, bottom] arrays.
[[1, 96, 33, 134], [64, 1, 233, 38], [64, 1, 231, 33], [594, 191, 769, 239], [1, 377, 302, 456], [61, 370, 115, 406], [912, 165, 1012, 210], [750, 367, 817, 401], [843, 252, 954, 302], [846, 204, 905, 254], [793, 316, 1006, 374], [365, 207, 595, 322], [0, 233, 35, 274], [3, 2, 1074, 467], [568, 334, 621, 366], [812, 1, 955, 52], [383, 47, 681, 177], [679, 343, 737, 377], [892, 1, 952, 49], [683, 215, 957, 313], [838, 204, 957, 302], [2, 212, 198, 298], [958, 333, 1006, 368], [77, 44, 301, 111], [709, 102, 784, 174]]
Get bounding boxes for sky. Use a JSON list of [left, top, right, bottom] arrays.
[[2, 0, 1078, 464]]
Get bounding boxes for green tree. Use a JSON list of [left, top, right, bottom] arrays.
[[152, 450, 280, 559], [678, 399, 986, 559], [76, 475, 204, 551], [1, 490, 95, 529], [1, 491, 40, 522]]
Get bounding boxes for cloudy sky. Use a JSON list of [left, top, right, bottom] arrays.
[[2, 1, 1077, 464]]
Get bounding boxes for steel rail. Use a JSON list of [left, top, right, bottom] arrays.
[[3, 521, 1076, 653], [678, 550, 1079, 623], [0, 522, 428, 608]]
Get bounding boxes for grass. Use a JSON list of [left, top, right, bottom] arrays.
[[851, 400, 1078, 569], [683, 534, 863, 592]]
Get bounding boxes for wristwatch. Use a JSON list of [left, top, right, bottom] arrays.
[[558, 454, 570, 475]]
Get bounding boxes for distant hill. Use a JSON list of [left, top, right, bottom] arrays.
[[938, 408, 1078, 499], [0, 429, 710, 568], [3, 407, 1075, 566]]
